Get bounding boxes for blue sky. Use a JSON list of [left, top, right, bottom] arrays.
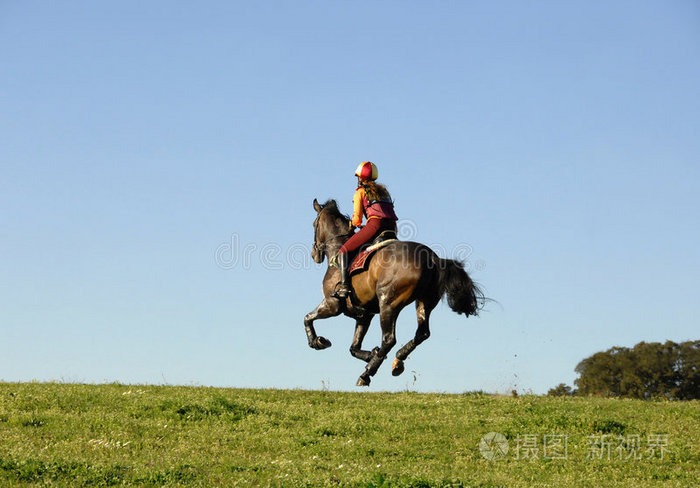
[[1, 1, 698, 393]]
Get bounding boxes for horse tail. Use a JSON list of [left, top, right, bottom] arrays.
[[435, 257, 483, 317]]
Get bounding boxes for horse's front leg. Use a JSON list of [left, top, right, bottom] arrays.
[[304, 298, 340, 350], [349, 315, 374, 362]]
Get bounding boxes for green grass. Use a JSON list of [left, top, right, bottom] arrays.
[[0, 383, 698, 487]]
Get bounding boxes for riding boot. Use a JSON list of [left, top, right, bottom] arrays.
[[331, 252, 351, 299]]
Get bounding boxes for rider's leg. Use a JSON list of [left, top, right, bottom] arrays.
[[332, 251, 351, 299], [331, 219, 382, 299]]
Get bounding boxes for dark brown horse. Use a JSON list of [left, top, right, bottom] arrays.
[[305, 198, 483, 386]]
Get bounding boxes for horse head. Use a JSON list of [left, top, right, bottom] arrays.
[[311, 198, 351, 264], [311, 198, 325, 263]]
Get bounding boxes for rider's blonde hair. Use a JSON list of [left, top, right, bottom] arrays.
[[359, 180, 391, 199]]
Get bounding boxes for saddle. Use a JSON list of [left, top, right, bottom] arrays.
[[349, 230, 398, 275]]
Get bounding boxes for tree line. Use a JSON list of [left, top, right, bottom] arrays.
[[548, 340, 700, 400]]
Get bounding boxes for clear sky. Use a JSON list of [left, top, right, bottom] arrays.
[[1, 1, 698, 393]]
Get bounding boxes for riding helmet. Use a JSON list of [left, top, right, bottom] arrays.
[[355, 161, 378, 181]]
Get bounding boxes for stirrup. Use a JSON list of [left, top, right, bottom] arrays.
[[331, 282, 351, 299]]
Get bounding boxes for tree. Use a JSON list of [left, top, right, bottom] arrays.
[[560, 340, 700, 400], [676, 340, 700, 399]]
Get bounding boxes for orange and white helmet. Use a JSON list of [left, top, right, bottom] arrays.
[[354, 161, 378, 181]]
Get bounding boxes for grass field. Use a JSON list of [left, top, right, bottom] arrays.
[[0, 383, 698, 487]]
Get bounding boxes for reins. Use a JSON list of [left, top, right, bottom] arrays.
[[313, 230, 353, 255]]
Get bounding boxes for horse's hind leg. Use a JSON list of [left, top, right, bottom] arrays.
[[350, 315, 374, 362], [392, 300, 433, 376]]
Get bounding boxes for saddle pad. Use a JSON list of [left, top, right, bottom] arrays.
[[349, 239, 397, 275]]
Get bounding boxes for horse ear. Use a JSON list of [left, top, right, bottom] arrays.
[[313, 198, 322, 212]]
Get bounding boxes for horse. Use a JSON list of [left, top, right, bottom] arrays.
[[304, 198, 484, 386]]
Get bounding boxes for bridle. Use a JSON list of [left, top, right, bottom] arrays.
[[313, 212, 352, 257]]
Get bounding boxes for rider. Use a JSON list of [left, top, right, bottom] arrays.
[[331, 161, 398, 299]]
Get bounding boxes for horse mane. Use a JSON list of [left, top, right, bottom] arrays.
[[321, 199, 350, 224]]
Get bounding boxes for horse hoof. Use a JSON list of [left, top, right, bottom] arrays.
[[315, 337, 332, 350], [356, 375, 370, 387], [391, 358, 405, 377]]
